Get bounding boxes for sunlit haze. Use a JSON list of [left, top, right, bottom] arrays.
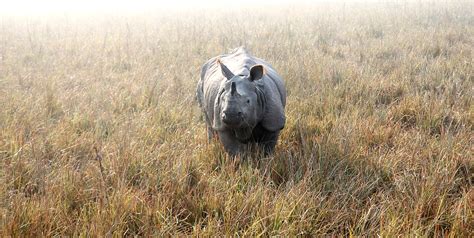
[[1, 0, 388, 16], [2, 0, 304, 15]]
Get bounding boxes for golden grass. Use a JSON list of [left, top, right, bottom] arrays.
[[1, 1, 473, 236]]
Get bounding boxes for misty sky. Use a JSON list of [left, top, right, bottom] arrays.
[[0, 0, 394, 16]]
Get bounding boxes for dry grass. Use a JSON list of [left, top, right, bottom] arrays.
[[1, 1, 473, 236]]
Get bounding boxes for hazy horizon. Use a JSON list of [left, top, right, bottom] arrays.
[[0, 0, 451, 16]]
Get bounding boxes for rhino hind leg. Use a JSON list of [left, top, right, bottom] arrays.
[[204, 114, 216, 142], [207, 125, 214, 142]]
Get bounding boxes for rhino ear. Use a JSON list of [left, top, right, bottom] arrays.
[[249, 65, 265, 81], [217, 58, 234, 80]]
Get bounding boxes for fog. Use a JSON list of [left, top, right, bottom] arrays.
[[1, 0, 412, 16]]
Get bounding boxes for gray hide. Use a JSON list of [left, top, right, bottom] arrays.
[[196, 47, 286, 156]]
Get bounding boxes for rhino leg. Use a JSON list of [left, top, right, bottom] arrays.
[[204, 114, 216, 142], [207, 125, 214, 142], [252, 123, 280, 155], [218, 130, 243, 156], [259, 131, 280, 155]]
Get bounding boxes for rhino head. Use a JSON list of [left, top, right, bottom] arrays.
[[213, 59, 265, 134]]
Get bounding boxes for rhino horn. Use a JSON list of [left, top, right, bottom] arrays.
[[217, 58, 234, 80], [231, 82, 237, 96]]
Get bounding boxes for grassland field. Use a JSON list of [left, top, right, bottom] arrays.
[[0, 1, 473, 236]]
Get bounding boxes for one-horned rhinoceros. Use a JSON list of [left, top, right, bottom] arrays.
[[196, 47, 286, 156]]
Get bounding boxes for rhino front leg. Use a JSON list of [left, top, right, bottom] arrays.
[[259, 130, 280, 155], [218, 130, 243, 156]]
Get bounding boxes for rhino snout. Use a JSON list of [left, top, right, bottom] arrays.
[[222, 110, 243, 126]]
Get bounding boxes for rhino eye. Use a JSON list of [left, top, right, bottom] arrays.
[[247, 99, 250, 104]]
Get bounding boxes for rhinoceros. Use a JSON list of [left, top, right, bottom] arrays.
[[196, 47, 286, 156]]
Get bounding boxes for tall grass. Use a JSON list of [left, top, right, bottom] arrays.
[[0, 1, 473, 236]]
